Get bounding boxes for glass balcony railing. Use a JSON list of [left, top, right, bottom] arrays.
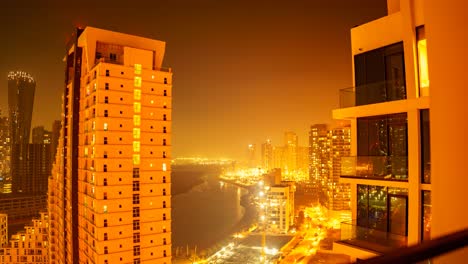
[[339, 81, 406, 108], [341, 156, 408, 181], [340, 220, 407, 253]]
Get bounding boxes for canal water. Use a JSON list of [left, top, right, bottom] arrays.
[[172, 168, 254, 253]]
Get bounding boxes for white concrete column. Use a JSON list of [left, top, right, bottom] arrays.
[[407, 109, 421, 245], [426, 0, 468, 262]]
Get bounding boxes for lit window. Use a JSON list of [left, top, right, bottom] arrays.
[[417, 26, 429, 94], [133, 154, 140, 165], [103, 205, 108, 213], [133, 141, 140, 152], [134, 102, 141, 113], [151, 75, 155, 79], [162, 163, 167, 171], [134, 64, 142, 75], [103, 123, 108, 131], [133, 115, 141, 126], [134, 89, 141, 100], [84, 147, 88, 157], [92, 121, 96, 130], [134, 76, 142, 87], [133, 128, 140, 139]]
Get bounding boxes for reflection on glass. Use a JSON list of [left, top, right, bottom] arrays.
[[421, 110, 431, 183], [368, 185, 387, 232], [389, 195, 407, 236], [357, 185, 369, 227], [422, 191, 432, 241]]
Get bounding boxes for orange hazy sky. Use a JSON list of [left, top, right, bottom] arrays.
[[0, 0, 387, 160]]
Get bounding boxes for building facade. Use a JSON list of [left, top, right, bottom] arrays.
[[8, 71, 36, 194], [48, 27, 172, 264], [0, 112, 11, 194], [265, 183, 295, 234], [261, 140, 273, 172], [332, 0, 431, 261], [328, 125, 351, 211], [0, 214, 7, 248], [0, 212, 48, 264]]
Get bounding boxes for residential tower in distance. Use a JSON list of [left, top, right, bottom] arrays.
[[48, 27, 172, 264]]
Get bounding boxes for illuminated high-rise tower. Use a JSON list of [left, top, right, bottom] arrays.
[[8, 71, 35, 194], [261, 140, 273, 171], [284, 131, 297, 173], [48, 27, 172, 264]]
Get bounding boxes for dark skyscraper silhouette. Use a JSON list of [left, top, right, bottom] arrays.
[[8, 71, 35, 193]]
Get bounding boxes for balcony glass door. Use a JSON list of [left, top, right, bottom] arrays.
[[388, 194, 408, 236]]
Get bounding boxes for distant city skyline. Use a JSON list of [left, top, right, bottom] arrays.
[[0, 0, 387, 159]]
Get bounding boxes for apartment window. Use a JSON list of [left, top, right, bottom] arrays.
[[162, 163, 167, 172], [133, 194, 140, 204], [93, 96, 96, 104], [134, 115, 141, 126], [104, 96, 108, 104], [133, 154, 140, 165], [134, 102, 141, 113], [134, 259, 141, 264], [163, 201, 166, 208], [134, 64, 142, 75], [103, 205, 108, 213], [357, 113, 408, 180], [133, 141, 140, 152], [163, 227, 166, 233], [163, 176, 166, 183], [417, 26, 429, 96], [104, 110, 108, 117], [357, 185, 408, 236], [106, 70, 109, 76], [421, 110, 431, 183], [163, 151, 166, 158], [133, 181, 140, 191], [133, 128, 140, 139], [164, 90, 167, 96], [103, 137, 108, 144], [103, 192, 107, 200], [163, 102, 167, 108], [163, 250, 167, 257], [164, 78, 167, 84], [133, 207, 140, 217], [133, 233, 141, 244], [110, 53, 117, 61], [163, 139, 167, 146], [104, 246, 108, 254], [163, 114, 167, 121], [134, 76, 142, 87], [105, 83, 109, 90], [134, 89, 141, 100], [104, 233, 108, 241], [422, 190, 431, 241], [163, 188, 166, 196], [163, 126, 167, 133], [104, 151, 108, 159], [163, 238, 167, 245], [104, 123, 108, 131], [133, 168, 140, 178], [163, 213, 166, 221], [103, 178, 107, 186], [104, 219, 108, 227], [133, 246, 140, 256], [133, 220, 140, 230], [103, 164, 107, 172], [354, 42, 406, 106], [96, 52, 102, 59]]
